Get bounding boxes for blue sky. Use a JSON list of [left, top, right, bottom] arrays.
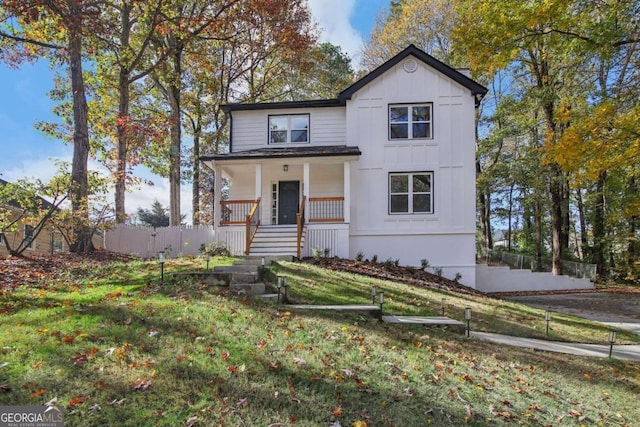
[[0, 0, 389, 220]]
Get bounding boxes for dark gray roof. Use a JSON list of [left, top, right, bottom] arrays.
[[201, 145, 361, 162], [220, 44, 487, 113]]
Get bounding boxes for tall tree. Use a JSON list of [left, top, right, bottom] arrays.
[[362, 0, 461, 69], [0, 0, 103, 252], [92, 0, 169, 224], [455, 0, 585, 274]]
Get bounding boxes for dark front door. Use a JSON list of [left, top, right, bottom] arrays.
[[278, 181, 300, 225]]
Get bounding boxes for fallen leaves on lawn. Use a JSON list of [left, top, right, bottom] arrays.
[[132, 378, 152, 391]]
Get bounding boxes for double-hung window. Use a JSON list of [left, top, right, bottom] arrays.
[[389, 104, 432, 140], [269, 114, 309, 144], [389, 172, 433, 214]]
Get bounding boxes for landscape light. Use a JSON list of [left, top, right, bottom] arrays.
[[282, 276, 289, 302], [609, 330, 617, 358], [158, 251, 165, 285], [378, 292, 385, 312], [545, 310, 552, 335], [371, 287, 377, 305], [465, 307, 472, 337], [276, 276, 283, 304], [441, 298, 446, 316]]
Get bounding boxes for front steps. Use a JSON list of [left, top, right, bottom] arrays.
[[215, 256, 291, 299], [248, 225, 304, 257]]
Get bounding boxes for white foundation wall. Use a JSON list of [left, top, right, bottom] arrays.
[[476, 264, 594, 293], [349, 233, 476, 288]]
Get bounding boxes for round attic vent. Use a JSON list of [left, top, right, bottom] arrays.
[[403, 58, 418, 73]]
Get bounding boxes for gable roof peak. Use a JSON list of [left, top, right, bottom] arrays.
[[339, 44, 487, 106]]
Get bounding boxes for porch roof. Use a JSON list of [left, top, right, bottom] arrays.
[[201, 145, 361, 162]]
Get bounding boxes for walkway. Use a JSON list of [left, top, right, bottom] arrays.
[[284, 304, 640, 361]]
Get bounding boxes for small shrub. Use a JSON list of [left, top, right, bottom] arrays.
[[420, 258, 430, 270], [312, 248, 324, 260], [433, 267, 443, 278], [383, 258, 395, 268], [394, 259, 400, 267], [454, 272, 462, 283], [324, 248, 331, 257], [356, 251, 365, 262], [200, 242, 230, 257], [371, 254, 378, 264]]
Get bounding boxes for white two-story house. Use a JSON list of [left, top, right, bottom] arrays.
[[201, 45, 487, 287]]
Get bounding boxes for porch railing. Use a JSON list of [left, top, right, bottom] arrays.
[[309, 197, 344, 222], [220, 200, 258, 225], [296, 196, 307, 259], [245, 198, 261, 255]]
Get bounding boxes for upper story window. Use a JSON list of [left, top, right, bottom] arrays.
[[389, 172, 433, 214], [269, 114, 309, 144], [389, 104, 432, 140]]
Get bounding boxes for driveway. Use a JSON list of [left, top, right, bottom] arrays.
[[504, 292, 640, 335]]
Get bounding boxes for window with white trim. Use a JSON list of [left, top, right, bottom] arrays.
[[269, 114, 309, 144], [389, 172, 433, 214], [389, 104, 432, 139]]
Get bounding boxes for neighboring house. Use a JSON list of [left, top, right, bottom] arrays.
[[0, 178, 102, 257], [201, 45, 487, 287]]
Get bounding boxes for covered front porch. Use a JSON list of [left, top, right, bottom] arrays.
[[201, 146, 360, 258]]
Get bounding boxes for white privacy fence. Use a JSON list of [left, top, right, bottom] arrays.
[[104, 225, 215, 259]]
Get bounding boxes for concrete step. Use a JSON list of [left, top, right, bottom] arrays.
[[232, 282, 266, 295], [230, 272, 259, 283], [250, 249, 298, 256], [251, 239, 298, 249], [258, 293, 281, 302], [214, 265, 258, 274]]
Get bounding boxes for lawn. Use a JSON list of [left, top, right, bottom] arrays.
[[0, 255, 639, 426]]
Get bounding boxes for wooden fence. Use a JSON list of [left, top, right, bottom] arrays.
[[103, 224, 215, 259]]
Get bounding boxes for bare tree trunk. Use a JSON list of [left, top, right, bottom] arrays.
[[507, 182, 514, 252], [576, 188, 588, 260], [115, 3, 132, 224], [627, 176, 638, 273], [192, 135, 200, 225], [476, 160, 492, 252], [535, 196, 543, 271], [68, 11, 93, 253], [549, 163, 564, 275], [168, 41, 183, 226], [592, 171, 607, 277]]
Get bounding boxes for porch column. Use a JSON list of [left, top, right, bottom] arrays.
[[343, 161, 351, 223], [303, 162, 310, 222], [213, 165, 222, 232], [254, 164, 262, 199]]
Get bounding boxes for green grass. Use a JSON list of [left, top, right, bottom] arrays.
[[0, 256, 639, 426]]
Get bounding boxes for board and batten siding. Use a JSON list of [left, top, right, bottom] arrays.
[[230, 107, 346, 152], [346, 55, 477, 286]]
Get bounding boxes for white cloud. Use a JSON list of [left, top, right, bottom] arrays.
[[307, 0, 363, 62]]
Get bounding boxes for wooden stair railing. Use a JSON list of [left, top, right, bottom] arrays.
[[296, 196, 307, 259], [244, 197, 261, 255]]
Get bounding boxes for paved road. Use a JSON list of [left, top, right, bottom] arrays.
[[504, 292, 640, 334]]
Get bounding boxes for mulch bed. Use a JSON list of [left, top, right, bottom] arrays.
[[301, 257, 486, 297]]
